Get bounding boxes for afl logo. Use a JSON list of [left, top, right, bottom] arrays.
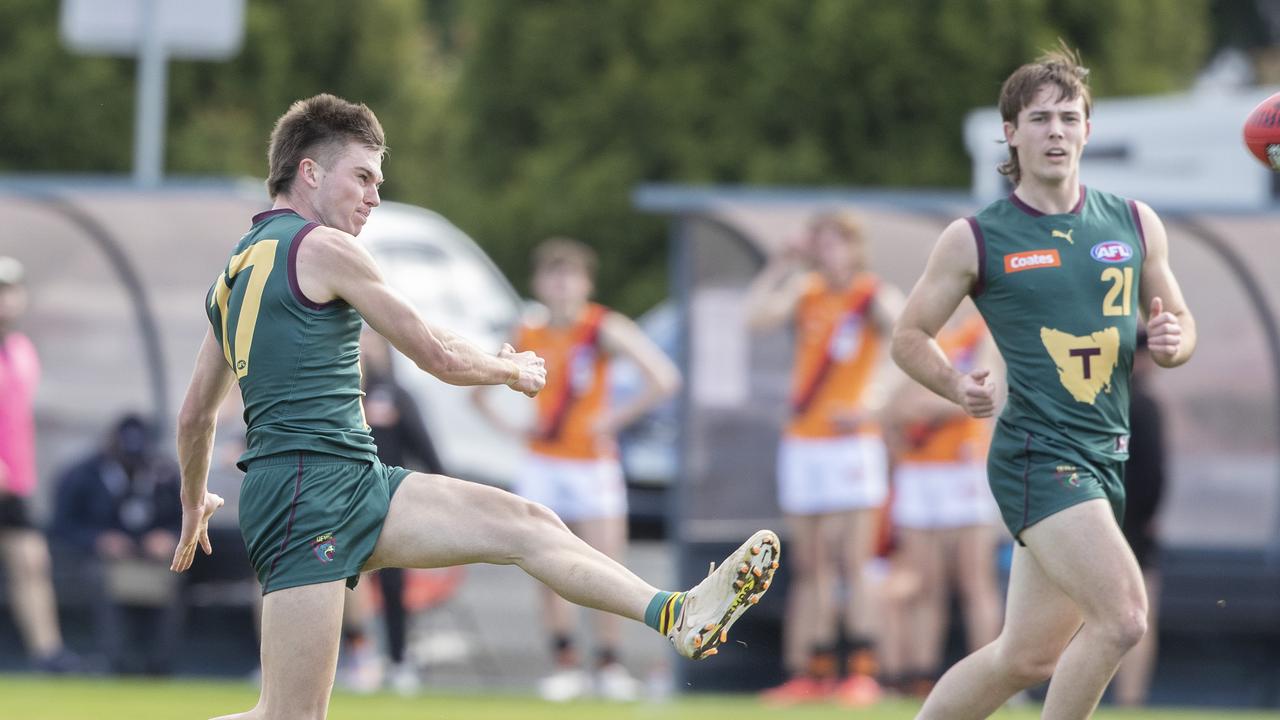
[[1090, 241, 1132, 263]]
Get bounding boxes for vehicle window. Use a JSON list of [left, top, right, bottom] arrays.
[[372, 241, 518, 341]]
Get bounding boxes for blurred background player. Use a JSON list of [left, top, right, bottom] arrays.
[[746, 212, 902, 706], [50, 414, 184, 675], [339, 329, 449, 695], [878, 309, 1004, 697], [1113, 330, 1168, 707], [474, 237, 681, 701], [0, 256, 78, 673]]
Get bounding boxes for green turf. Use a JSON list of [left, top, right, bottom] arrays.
[[1, 676, 1277, 720]]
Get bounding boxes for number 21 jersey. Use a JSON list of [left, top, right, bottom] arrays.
[[970, 187, 1144, 464]]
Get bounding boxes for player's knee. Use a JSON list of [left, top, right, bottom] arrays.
[[997, 642, 1058, 686], [482, 496, 570, 566], [1105, 605, 1148, 650], [516, 497, 569, 535], [1008, 655, 1057, 687]]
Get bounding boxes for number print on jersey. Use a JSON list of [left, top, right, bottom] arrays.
[[210, 240, 278, 378], [1101, 267, 1134, 317], [1039, 326, 1120, 404]]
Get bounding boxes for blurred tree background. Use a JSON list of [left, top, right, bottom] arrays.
[[2, 0, 1267, 314]]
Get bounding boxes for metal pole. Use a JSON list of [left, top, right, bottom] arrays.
[[133, 0, 167, 188]]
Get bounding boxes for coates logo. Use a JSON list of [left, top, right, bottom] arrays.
[[1090, 241, 1133, 263], [1004, 249, 1061, 273]]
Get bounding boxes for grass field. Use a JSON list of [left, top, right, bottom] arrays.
[[3, 677, 1279, 720]]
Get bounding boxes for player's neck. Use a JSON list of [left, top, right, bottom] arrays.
[[272, 194, 322, 225], [1013, 176, 1082, 215], [547, 301, 587, 327]]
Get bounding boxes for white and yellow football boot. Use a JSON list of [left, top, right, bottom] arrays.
[[666, 529, 780, 660]]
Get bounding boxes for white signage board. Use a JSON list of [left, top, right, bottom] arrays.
[[61, 0, 245, 60]]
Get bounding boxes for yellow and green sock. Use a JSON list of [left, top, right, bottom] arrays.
[[644, 591, 685, 635]]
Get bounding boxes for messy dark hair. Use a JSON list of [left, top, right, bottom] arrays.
[[998, 41, 1091, 185]]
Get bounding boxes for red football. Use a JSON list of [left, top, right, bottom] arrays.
[[1244, 91, 1280, 170]]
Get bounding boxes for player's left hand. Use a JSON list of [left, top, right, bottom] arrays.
[[1146, 296, 1182, 364], [170, 492, 224, 573], [955, 368, 996, 418]]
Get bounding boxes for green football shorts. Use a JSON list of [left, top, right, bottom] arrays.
[[987, 420, 1125, 544], [239, 452, 412, 594]]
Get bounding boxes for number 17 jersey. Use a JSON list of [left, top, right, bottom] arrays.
[[970, 187, 1144, 465], [206, 209, 376, 470]]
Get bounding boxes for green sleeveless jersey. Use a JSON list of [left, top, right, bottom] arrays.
[[970, 187, 1144, 464], [206, 209, 376, 469]]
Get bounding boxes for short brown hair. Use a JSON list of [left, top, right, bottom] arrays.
[[266, 94, 387, 198], [532, 237, 598, 278], [998, 41, 1091, 186]]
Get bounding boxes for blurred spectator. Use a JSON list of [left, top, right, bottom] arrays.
[[339, 329, 449, 695], [50, 414, 183, 675], [745, 213, 903, 707], [474, 237, 681, 702], [878, 311, 1003, 698], [0, 256, 78, 672], [1114, 331, 1167, 706]]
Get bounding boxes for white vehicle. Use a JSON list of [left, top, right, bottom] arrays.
[[358, 201, 530, 487]]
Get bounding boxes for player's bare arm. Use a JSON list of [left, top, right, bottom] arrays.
[[594, 310, 682, 435], [891, 327, 1004, 425], [858, 283, 906, 416], [171, 328, 233, 572], [828, 283, 907, 433], [891, 219, 996, 418], [1135, 201, 1196, 368], [743, 251, 808, 331], [298, 227, 546, 395]]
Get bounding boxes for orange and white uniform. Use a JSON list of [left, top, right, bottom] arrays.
[[777, 273, 889, 515], [515, 303, 626, 521], [890, 314, 999, 529]]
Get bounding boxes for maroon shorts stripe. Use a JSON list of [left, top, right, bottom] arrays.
[[263, 453, 306, 592]]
